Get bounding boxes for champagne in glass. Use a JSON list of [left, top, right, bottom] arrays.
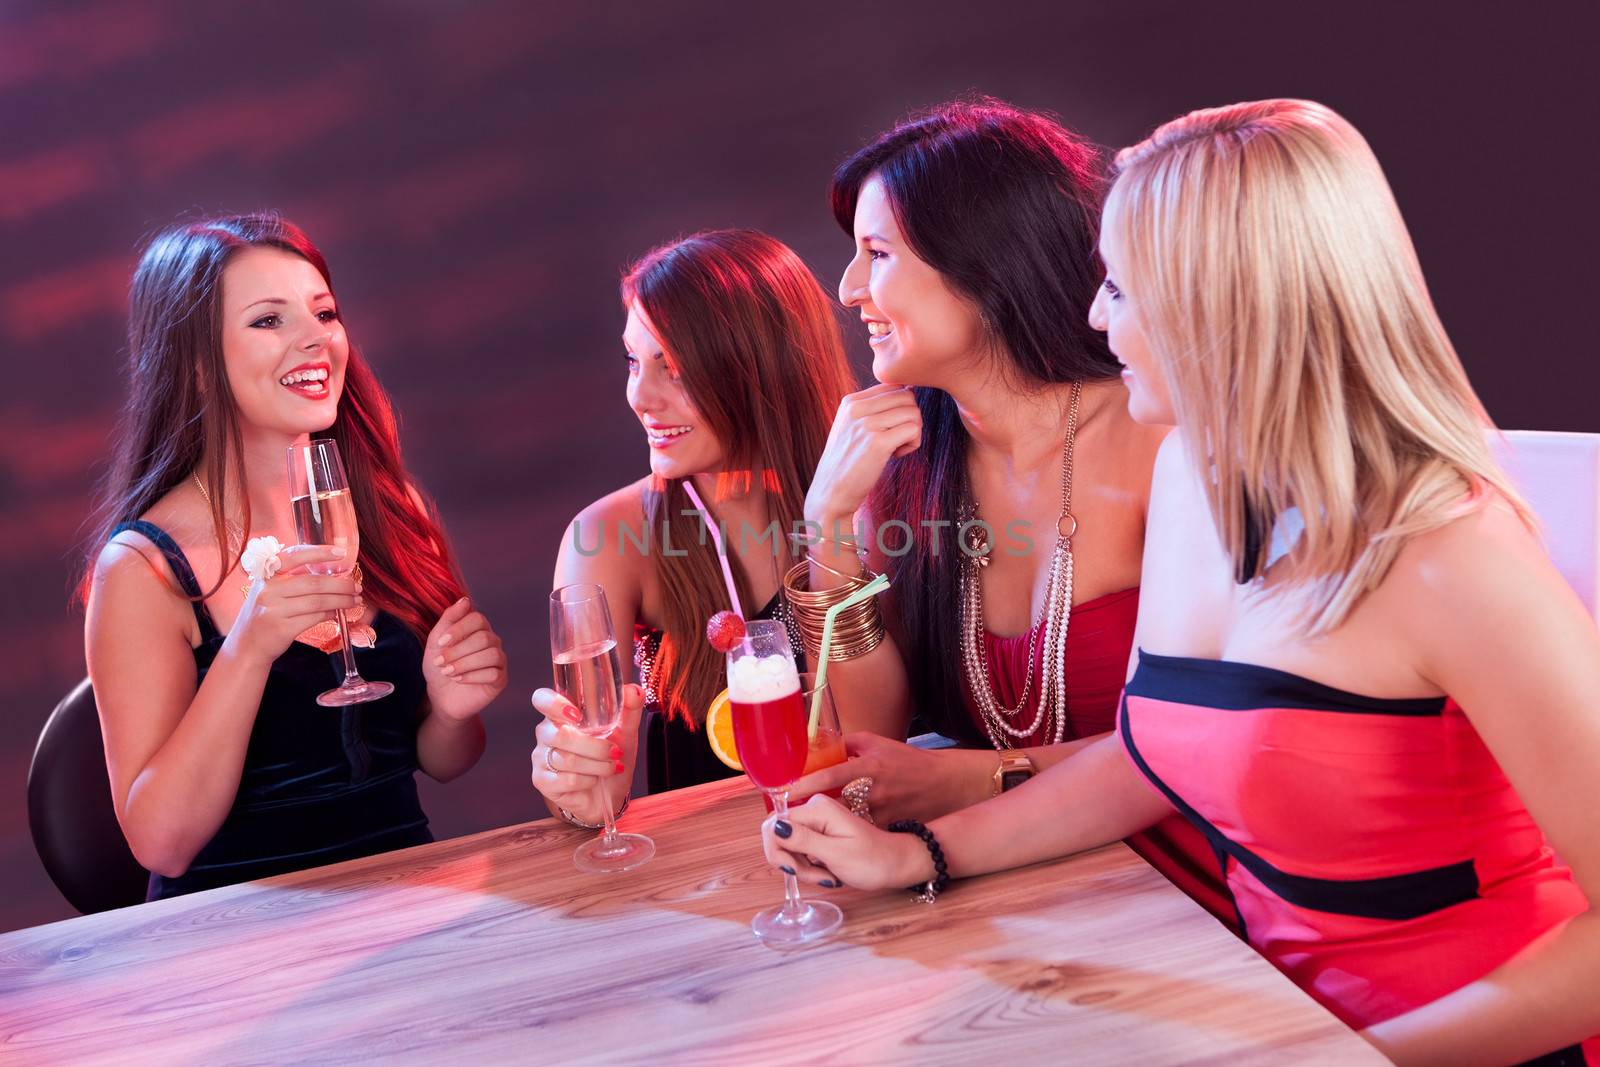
[[552, 636, 624, 733], [291, 487, 358, 574], [550, 582, 655, 874], [728, 620, 843, 945], [287, 438, 394, 706]]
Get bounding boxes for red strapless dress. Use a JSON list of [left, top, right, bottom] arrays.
[[1122, 650, 1596, 1063], [963, 588, 1238, 932]]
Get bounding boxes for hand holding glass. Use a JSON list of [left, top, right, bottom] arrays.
[[550, 582, 655, 873], [728, 620, 843, 945], [287, 438, 393, 706]]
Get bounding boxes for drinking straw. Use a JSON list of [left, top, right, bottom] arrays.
[[810, 572, 891, 735], [682, 481, 742, 617]]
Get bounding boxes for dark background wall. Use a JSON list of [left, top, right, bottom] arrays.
[[2, 0, 1594, 932]]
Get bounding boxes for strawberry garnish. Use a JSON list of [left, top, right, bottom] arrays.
[[705, 610, 747, 654]]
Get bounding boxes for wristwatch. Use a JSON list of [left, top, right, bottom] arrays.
[[992, 750, 1037, 796]]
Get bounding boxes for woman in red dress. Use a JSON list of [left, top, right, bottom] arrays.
[[789, 99, 1231, 928], [765, 99, 1600, 1065]]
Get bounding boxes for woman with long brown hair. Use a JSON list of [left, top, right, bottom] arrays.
[[82, 213, 506, 899], [787, 99, 1234, 927], [766, 100, 1600, 1065], [529, 229, 854, 824]]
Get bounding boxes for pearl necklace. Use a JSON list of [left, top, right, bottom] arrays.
[[959, 381, 1081, 749]]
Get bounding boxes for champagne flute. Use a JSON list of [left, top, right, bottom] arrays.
[[287, 438, 394, 706], [728, 620, 843, 945], [550, 582, 655, 873]]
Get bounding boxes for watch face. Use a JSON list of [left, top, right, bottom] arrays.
[[1001, 769, 1033, 791]]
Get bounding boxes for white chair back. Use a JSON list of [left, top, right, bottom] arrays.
[[1493, 431, 1600, 621]]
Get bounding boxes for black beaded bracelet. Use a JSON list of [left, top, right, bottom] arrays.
[[887, 819, 950, 903]]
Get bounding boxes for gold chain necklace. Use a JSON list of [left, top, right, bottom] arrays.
[[959, 381, 1081, 749], [191, 472, 246, 583], [192, 469, 366, 585]]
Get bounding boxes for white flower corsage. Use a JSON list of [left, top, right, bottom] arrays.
[[240, 535, 285, 583]]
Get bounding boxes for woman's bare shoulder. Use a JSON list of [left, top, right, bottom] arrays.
[[95, 483, 201, 590], [1386, 495, 1556, 611], [90, 535, 195, 649], [555, 476, 657, 612], [1146, 428, 1206, 516]]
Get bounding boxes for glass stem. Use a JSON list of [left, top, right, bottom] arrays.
[[596, 780, 618, 845], [771, 789, 805, 919], [334, 608, 363, 687]]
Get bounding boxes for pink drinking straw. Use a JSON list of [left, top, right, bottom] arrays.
[[682, 480, 743, 617]]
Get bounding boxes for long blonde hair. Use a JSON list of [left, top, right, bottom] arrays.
[[1108, 99, 1530, 633]]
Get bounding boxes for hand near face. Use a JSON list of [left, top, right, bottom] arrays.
[[804, 384, 923, 525]]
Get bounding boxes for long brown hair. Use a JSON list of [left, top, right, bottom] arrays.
[[829, 99, 1118, 741], [78, 213, 463, 641], [623, 230, 854, 725]]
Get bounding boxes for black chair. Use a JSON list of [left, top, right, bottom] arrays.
[[27, 677, 149, 913]]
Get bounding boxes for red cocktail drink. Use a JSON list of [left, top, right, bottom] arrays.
[[731, 689, 809, 791], [762, 727, 846, 812], [724, 622, 844, 946]]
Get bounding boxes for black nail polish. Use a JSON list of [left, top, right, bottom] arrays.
[[819, 878, 839, 889], [774, 820, 793, 839], [780, 865, 796, 875]]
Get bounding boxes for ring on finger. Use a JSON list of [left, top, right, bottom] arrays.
[[543, 747, 559, 774], [842, 776, 875, 825]]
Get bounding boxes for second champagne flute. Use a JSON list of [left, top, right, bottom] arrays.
[[550, 582, 655, 874], [287, 438, 393, 706]]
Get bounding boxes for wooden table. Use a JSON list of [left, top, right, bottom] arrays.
[[0, 778, 1386, 1065]]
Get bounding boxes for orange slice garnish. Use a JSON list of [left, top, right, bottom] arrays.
[[705, 688, 741, 771]]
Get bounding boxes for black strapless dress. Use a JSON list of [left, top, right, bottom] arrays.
[[635, 592, 794, 793], [113, 520, 434, 900]]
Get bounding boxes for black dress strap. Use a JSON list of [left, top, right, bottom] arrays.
[[110, 520, 222, 642]]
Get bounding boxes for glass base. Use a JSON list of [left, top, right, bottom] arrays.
[[574, 832, 655, 874], [751, 899, 843, 946], [316, 679, 396, 707]]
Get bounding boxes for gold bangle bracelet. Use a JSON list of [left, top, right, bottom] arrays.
[[792, 609, 881, 639], [784, 558, 875, 593], [783, 560, 862, 604], [787, 600, 881, 630], [800, 623, 886, 659], [799, 628, 886, 662], [798, 553, 870, 587], [784, 561, 886, 661]]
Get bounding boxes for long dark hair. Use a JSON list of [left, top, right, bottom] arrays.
[[78, 213, 463, 642], [829, 98, 1120, 740], [624, 230, 854, 726]]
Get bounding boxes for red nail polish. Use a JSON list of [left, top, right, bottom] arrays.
[[564, 708, 583, 723], [609, 745, 623, 761], [613, 761, 626, 775]]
